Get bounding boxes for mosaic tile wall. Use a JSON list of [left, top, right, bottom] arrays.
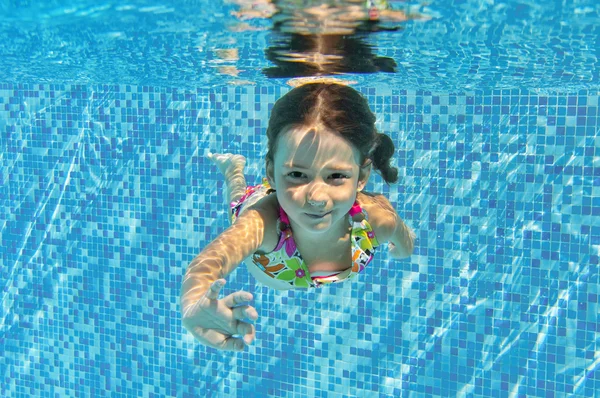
[[1, 83, 598, 397]]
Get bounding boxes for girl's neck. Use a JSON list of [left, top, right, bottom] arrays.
[[288, 214, 351, 245]]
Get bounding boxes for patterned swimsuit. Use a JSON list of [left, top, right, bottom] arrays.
[[231, 180, 379, 288]]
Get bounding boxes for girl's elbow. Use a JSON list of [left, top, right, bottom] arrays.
[[406, 229, 416, 255], [388, 233, 414, 259], [392, 221, 415, 258]]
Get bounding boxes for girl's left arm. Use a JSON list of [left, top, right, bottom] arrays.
[[361, 192, 415, 259], [387, 212, 415, 259]]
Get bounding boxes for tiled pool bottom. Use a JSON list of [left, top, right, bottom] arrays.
[[1, 83, 598, 397]]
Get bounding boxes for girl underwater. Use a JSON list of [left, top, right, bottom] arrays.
[[181, 82, 415, 351]]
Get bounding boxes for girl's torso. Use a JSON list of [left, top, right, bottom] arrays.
[[233, 184, 394, 289]]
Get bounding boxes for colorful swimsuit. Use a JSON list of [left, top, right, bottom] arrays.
[[231, 180, 379, 288]]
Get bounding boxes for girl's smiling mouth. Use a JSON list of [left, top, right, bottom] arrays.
[[305, 211, 332, 219]]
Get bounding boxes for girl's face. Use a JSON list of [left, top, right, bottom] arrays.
[[267, 125, 370, 235]]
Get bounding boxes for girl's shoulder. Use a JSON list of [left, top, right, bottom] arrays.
[[356, 191, 399, 242], [239, 192, 281, 253]]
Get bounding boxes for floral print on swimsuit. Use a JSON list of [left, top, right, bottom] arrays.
[[230, 180, 379, 288], [230, 178, 272, 224], [252, 202, 379, 288]]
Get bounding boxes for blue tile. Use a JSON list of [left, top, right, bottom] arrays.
[[1, 84, 599, 397]]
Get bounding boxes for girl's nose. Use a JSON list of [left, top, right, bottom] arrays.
[[307, 197, 326, 207], [306, 183, 327, 207]]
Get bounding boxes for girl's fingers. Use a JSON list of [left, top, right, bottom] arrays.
[[221, 337, 247, 351], [197, 322, 254, 351], [197, 328, 248, 352], [192, 284, 257, 351], [232, 305, 259, 322], [205, 279, 227, 300], [235, 321, 256, 345], [222, 290, 253, 308]]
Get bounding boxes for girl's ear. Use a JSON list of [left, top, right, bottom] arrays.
[[266, 159, 276, 188], [357, 161, 371, 191]]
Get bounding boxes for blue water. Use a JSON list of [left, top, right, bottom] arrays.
[[1, 0, 599, 397]]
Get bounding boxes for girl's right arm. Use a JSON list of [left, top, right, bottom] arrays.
[[180, 203, 275, 351]]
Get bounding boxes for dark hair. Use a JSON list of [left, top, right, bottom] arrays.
[[266, 83, 398, 183]]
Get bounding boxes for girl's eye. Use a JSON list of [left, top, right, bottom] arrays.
[[330, 173, 349, 180], [287, 171, 306, 179]]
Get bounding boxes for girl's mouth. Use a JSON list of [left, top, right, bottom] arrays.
[[305, 211, 332, 219]]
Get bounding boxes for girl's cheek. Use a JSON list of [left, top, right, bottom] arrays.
[[282, 187, 305, 203], [291, 190, 306, 203]]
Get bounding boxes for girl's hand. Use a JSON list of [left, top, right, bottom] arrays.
[[182, 279, 258, 351]]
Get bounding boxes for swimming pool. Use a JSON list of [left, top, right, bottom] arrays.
[[1, 0, 598, 396]]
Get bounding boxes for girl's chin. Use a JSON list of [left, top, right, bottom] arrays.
[[297, 213, 341, 233]]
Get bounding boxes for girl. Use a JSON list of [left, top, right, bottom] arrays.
[[181, 82, 415, 351]]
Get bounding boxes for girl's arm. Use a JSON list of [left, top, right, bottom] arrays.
[[359, 192, 415, 259], [180, 202, 276, 351], [180, 206, 269, 312], [387, 212, 415, 259]]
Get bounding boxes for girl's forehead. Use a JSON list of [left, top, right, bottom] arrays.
[[280, 126, 340, 146], [275, 126, 361, 166]]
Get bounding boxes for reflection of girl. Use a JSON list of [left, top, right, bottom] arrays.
[[181, 83, 415, 351], [261, 0, 429, 77], [224, 0, 429, 79], [263, 33, 398, 77]]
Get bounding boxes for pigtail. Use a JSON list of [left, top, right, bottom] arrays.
[[371, 133, 398, 184]]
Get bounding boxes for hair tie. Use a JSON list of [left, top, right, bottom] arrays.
[[349, 201, 362, 216]]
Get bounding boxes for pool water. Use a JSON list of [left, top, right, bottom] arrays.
[[1, 0, 599, 397]]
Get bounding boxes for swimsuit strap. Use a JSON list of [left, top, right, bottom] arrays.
[[279, 205, 290, 225], [348, 201, 362, 217], [271, 206, 293, 252]]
